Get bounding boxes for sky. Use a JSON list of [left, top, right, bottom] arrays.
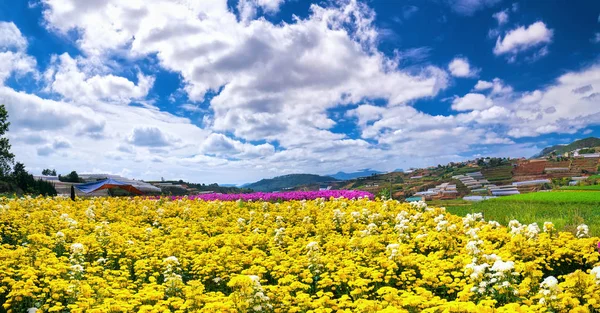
[[0, 0, 599, 184]]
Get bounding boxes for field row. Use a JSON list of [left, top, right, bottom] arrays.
[[0, 197, 599, 312]]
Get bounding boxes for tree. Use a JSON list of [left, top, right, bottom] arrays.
[[42, 168, 57, 176], [11, 162, 57, 196], [12, 162, 29, 191], [0, 105, 14, 177], [59, 171, 82, 183]]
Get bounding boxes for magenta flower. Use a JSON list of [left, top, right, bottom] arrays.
[[597, 241, 600, 253], [169, 190, 374, 202]]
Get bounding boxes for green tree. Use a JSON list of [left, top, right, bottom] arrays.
[[59, 171, 82, 183], [0, 104, 14, 177], [42, 168, 57, 176], [11, 162, 57, 196], [12, 162, 29, 191]]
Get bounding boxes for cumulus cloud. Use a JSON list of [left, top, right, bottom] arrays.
[[200, 133, 275, 159], [592, 33, 600, 44], [0, 22, 37, 83], [238, 0, 286, 23], [45, 54, 154, 105], [493, 21, 553, 58], [451, 93, 493, 111], [38, 0, 449, 152], [128, 127, 172, 147], [0, 22, 28, 51], [474, 80, 494, 90], [473, 78, 513, 95], [0, 0, 592, 183], [448, 57, 479, 78]]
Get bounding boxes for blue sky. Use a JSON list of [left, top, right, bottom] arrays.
[[0, 0, 599, 184]]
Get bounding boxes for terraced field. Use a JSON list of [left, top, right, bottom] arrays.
[[481, 165, 513, 182], [445, 191, 600, 235]]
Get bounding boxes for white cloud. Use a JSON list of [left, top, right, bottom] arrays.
[[448, 57, 479, 78], [238, 0, 286, 22], [45, 54, 154, 105], [474, 78, 513, 94], [494, 21, 553, 57], [0, 22, 28, 51], [179, 103, 204, 113], [474, 80, 493, 90], [39, 0, 448, 150], [446, 0, 502, 16], [492, 9, 508, 25], [0, 22, 37, 83], [592, 33, 600, 44], [0, 0, 592, 183], [519, 90, 542, 104], [451, 93, 493, 111], [200, 133, 275, 158], [128, 127, 172, 147]]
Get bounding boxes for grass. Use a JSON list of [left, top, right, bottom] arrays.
[[560, 185, 600, 191], [441, 191, 600, 235], [491, 191, 600, 202]]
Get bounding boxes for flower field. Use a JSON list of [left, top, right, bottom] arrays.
[[185, 190, 374, 202], [1, 196, 600, 313]]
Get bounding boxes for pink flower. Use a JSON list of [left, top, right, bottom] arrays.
[[175, 190, 374, 202]]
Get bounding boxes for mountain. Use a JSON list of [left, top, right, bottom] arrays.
[[535, 137, 600, 157], [246, 174, 338, 192], [330, 169, 383, 180]]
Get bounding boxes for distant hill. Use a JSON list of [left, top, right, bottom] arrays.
[[246, 174, 338, 192], [330, 169, 382, 180], [535, 137, 600, 157]]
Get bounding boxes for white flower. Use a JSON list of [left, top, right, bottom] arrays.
[[85, 206, 95, 219], [386, 243, 400, 250], [543, 222, 554, 233], [540, 276, 558, 289], [491, 259, 514, 273], [70, 243, 84, 254], [525, 223, 540, 239], [466, 262, 489, 280], [465, 240, 481, 255], [27, 308, 38, 313], [576, 224, 589, 238], [465, 228, 479, 239], [55, 231, 65, 238], [508, 220, 523, 235], [332, 209, 345, 224], [591, 266, 600, 283], [488, 220, 501, 228], [70, 264, 84, 273], [248, 275, 261, 284], [306, 241, 319, 251], [164, 256, 179, 265]]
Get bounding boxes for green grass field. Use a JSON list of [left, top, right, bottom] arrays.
[[442, 191, 600, 235], [560, 185, 600, 191]]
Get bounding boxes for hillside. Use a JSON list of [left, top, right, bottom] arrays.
[[536, 137, 600, 157], [329, 169, 382, 180], [246, 174, 338, 192]]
